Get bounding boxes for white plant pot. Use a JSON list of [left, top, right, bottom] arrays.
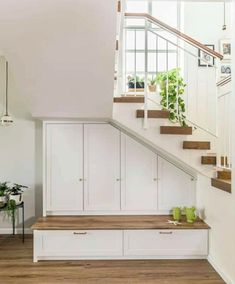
[[0, 195, 7, 204], [9, 194, 22, 205]]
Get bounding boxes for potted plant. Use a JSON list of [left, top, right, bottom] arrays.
[[148, 75, 157, 92], [0, 182, 9, 207], [7, 183, 28, 205], [156, 68, 188, 127], [127, 75, 145, 92]]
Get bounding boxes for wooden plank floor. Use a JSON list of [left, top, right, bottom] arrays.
[[0, 235, 224, 284]]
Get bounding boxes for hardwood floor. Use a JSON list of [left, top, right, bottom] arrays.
[[0, 235, 224, 284]]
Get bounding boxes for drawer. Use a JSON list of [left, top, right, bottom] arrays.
[[124, 230, 208, 256], [37, 230, 123, 257]]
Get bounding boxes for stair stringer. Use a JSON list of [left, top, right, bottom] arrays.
[[112, 102, 218, 178]]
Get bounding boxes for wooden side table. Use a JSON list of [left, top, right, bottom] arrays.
[[0, 201, 25, 243]]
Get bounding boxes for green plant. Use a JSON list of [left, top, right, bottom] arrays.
[[0, 182, 9, 197], [7, 183, 28, 195], [127, 75, 145, 88], [148, 75, 157, 86], [5, 199, 17, 223], [157, 68, 188, 127]]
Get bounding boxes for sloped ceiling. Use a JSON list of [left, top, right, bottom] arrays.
[[0, 0, 117, 118]]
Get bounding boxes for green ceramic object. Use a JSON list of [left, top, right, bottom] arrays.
[[184, 207, 197, 223], [172, 207, 182, 221]]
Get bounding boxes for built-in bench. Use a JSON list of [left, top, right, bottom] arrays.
[[32, 215, 210, 262]]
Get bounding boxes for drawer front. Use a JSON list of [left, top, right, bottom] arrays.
[[124, 230, 208, 256], [38, 230, 123, 257]]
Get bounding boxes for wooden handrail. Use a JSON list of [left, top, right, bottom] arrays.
[[217, 75, 231, 87], [125, 13, 223, 60]]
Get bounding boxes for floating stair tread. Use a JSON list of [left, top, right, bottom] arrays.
[[217, 170, 231, 180], [136, 109, 169, 118], [211, 178, 231, 193], [114, 96, 144, 103], [183, 141, 210, 150], [160, 126, 193, 135], [201, 156, 216, 165], [31, 215, 210, 230]]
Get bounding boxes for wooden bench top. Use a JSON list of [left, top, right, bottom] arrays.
[[31, 215, 210, 230]]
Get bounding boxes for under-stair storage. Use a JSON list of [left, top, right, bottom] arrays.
[[124, 229, 208, 257], [84, 124, 121, 211], [44, 122, 196, 215], [158, 157, 195, 211], [121, 134, 158, 211], [32, 216, 209, 262], [45, 124, 84, 212]]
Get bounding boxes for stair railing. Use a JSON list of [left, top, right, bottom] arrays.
[[117, 13, 223, 136], [216, 77, 232, 170]]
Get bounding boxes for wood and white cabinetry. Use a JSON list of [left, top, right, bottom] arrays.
[[44, 122, 196, 215], [32, 216, 209, 262]]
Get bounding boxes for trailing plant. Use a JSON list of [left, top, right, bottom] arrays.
[[157, 68, 188, 127], [5, 199, 17, 223]]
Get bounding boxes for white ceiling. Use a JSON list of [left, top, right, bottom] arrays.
[[0, 0, 117, 118]]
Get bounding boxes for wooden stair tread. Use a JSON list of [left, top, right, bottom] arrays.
[[31, 215, 210, 230], [160, 126, 192, 135], [201, 156, 216, 165], [217, 170, 231, 180], [183, 141, 210, 150], [136, 109, 169, 118], [114, 96, 144, 103], [211, 178, 231, 193]]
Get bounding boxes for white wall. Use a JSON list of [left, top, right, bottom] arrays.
[[0, 57, 43, 232], [182, 1, 231, 135], [196, 2, 235, 283], [0, 0, 117, 118]]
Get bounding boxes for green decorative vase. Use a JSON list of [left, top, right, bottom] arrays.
[[184, 207, 197, 223], [172, 207, 182, 221]]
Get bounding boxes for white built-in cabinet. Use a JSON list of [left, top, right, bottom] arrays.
[[158, 157, 195, 211], [44, 122, 196, 215], [121, 135, 158, 211], [84, 124, 121, 211], [46, 124, 84, 212]]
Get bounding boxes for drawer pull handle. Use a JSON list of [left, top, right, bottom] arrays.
[[73, 232, 87, 235], [159, 231, 173, 235]]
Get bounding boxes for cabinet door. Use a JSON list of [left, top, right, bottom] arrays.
[[46, 124, 83, 212], [158, 157, 195, 211], [84, 124, 121, 211], [121, 134, 158, 211]]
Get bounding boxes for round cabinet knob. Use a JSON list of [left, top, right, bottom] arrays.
[[79, 178, 83, 182], [153, 178, 158, 181], [116, 178, 120, 181]]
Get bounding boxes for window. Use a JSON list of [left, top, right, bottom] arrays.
[[122, 1, 180, 93]]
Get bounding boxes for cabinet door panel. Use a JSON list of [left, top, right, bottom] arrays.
[[84, 124, 120, 211], [46, 124, 83, 212], [121, 134, 158, 211], [158, 157, 195, 211]]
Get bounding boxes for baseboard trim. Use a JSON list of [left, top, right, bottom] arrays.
[[0, 228, 32, 234], [208, 255, 233, 284]]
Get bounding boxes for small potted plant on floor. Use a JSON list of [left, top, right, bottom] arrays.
[[0, 182, 9, 208], [127, 75, 145, 92], [7, 183, 28, 205], [148, 75, 157, 92]]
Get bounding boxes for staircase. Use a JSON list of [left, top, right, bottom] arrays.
[[113, 11, 232, 193]]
